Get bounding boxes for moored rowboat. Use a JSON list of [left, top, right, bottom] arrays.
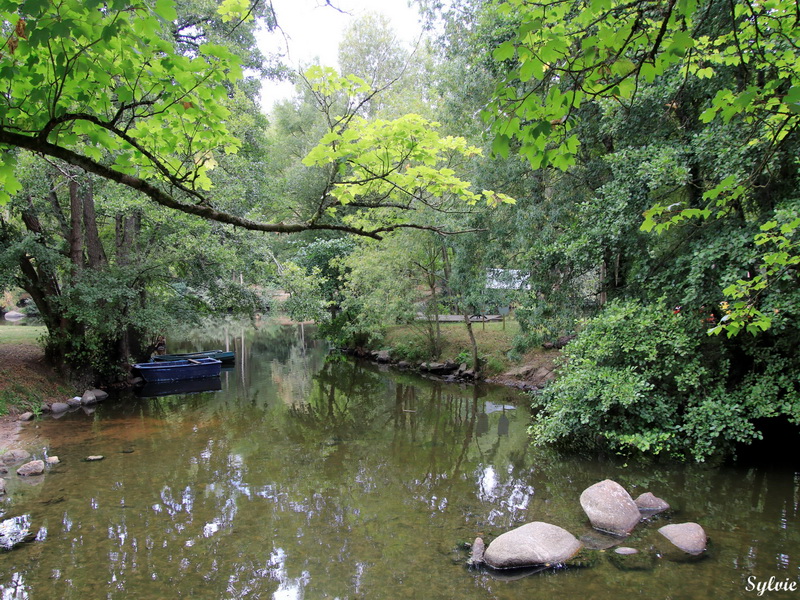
[[152, 350, 235, 364], [132, 357, 222, 383]]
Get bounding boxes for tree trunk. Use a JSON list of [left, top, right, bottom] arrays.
[[463, 313, 480, 375], [82, 179, 107, 268]]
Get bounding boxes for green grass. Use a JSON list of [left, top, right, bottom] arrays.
[[383, 319, 523, 375], [0, 325, 46, 345]]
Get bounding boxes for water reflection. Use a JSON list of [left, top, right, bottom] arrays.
[[0, 321, 797, 599]]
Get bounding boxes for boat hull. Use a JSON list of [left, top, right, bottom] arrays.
[[132, 358, 222, 383]]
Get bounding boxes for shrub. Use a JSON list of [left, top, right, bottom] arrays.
[[531, 299, 799, 461]]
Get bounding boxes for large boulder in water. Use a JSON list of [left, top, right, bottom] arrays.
[[484, 522, 583, 569], [580, 479, 641, 536], [658, 523, 707, 555]]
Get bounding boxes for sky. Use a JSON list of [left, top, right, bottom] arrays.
[[256, 0, 424, 109]]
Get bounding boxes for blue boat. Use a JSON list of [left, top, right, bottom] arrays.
[[132, 357, 222, 383], [151, 350, 235, 364]]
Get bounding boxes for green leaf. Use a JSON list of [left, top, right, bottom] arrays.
[[154, 0, 177, 21]]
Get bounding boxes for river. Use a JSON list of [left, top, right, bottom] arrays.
[[0, 321, 797, 598]]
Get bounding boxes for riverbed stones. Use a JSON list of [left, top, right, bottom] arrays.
[[658, 522, 707, 555], [16, 460, 45, 477], [50, 402, 70, 414], [17, 412, 34, 422], [46, 456, 60, 465], [81, 389, 108, 405], [580, 479, 641, 536], [635, 492, 670, 514], [483, 521, 583, 569], [85, 455, 104, 461]]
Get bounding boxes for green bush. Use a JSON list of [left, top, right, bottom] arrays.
[[531, 299, 800, 461]]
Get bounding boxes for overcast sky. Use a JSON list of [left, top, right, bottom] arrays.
[[257, 0, 423, 109]]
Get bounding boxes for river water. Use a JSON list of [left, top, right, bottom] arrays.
[[1, 321, 797, 599]]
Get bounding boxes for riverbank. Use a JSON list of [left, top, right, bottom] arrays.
[[0, 343, 73, 451]]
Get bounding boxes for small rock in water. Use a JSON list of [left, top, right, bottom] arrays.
[[1, 449, 31, 466], [468, 537, 485, 566], [615, 547, 639, 555], [17, 460, 45, 477], [46, 456, 60, 465], [17, 412, 34, 422], [85, 455, 105, 462], [658, 522, 707, 555], [66, 397, 82, 408], [50, 402, 70, 414], [635, 492, 670, 513]]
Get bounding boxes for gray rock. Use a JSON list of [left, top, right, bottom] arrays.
[[16, 460, 45, 477], [50, 402, 70, 413], [468, 537, 485, 566], [46, 456, 60, 465], [658, 522, 707, 555], [580, 479, 641, 536], [635, 492, 670, 513], [374, 351, 391, 363], [0, 478, 5, 496], [484, 521, 583, 569], [66, 397, 82, 408], [87, 388, 108, 402], [615, 546, 639, 555], [85, 455, 104, 461], [1, 449, 31, 466], [81, 391, 97, 405], [18, 412, 34, 422]]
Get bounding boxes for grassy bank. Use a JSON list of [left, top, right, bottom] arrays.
[[0, 325, 46, 345], [0, 327, 72, 415], [382, 318, 541, 376]]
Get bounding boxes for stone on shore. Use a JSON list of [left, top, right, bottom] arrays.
[[16, 460, 45, 477], [580, 479, 641, 536], [635, 492, 670, 513], [0, 478, 5, 495], [18, 412, 34, 422], [50, 402, 70, 413], [658, 523, 707, 555], [484, 522, 583, 569]]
